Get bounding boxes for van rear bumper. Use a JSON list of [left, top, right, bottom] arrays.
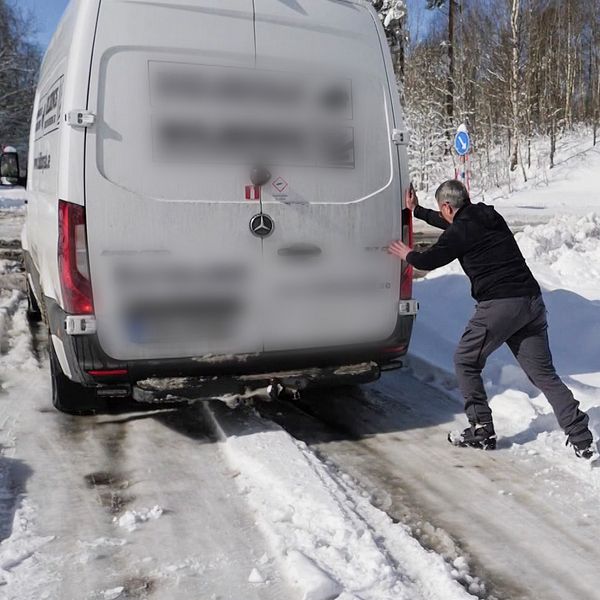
[[133, 361, 380, 404], [45, 296, 414, 391]]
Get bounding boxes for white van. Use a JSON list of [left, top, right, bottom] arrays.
[[23, 0, 418, 414]]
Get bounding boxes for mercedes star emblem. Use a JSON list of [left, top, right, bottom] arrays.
[[250, 213, 274, 238]]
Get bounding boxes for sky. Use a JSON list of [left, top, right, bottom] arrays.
[[19, 0, 69, 50], [22, 0, 433, 51]]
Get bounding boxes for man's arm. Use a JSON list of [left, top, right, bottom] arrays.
[[413, 205, 450, 231], [405, 229, 460, 271]]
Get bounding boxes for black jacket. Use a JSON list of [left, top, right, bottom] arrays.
[[407, 202, 541, 302]]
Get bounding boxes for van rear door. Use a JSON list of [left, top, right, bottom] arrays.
[[84, 0, 262, 360], [253, 0, 404, 351]]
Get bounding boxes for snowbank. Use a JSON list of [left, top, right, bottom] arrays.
[[517, 213, 600, 300], [0, 189, 26, 241], [0, 305, 56, 598], [0, 188, 26, 209], [410, 212, 600, 476]]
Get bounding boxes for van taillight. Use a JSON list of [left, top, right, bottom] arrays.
[[58, 200, 94, 314], [400, 207, 413, 300]]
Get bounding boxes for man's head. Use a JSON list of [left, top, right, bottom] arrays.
[[435, 180, 470, 223]]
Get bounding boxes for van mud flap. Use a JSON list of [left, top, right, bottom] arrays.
[[132, 361, 380, 404]]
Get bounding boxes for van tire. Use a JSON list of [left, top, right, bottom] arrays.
[[49, 340, 106, 415], [26, 279, 42, 323]]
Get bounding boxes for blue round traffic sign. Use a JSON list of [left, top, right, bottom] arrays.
[[454, 131, 470, 156]]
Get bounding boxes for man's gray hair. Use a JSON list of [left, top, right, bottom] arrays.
[[435, 180, 470, 210]]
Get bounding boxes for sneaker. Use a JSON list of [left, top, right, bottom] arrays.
[[568, 438, 598, 461], [448, 423, 497, 450]]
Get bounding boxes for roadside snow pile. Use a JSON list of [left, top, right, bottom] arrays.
[[0, 497, 55, 590], [0, 301, 56, 599], [0, 301, 39, 388], [206, 403, 477, 600], [0, 188, 26, 209], [516, 213, 600, 299], [410, 212, 600, 479], [0, 191, 26, 240]]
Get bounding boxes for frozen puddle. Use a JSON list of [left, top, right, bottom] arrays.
[[205, 402, 478, 600]]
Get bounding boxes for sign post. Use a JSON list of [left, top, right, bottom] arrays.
[[453, 124, 471, 192]]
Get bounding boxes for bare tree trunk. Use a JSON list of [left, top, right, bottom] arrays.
[[593, 4, 600, 145], [564, 0, 575, 129], [509, 0, 521, 172], [446, 0, 455, 127], [549, 117, 556, 169]]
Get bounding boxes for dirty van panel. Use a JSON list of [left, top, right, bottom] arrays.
[[253, 0, 403, 350], [85, 0, 262, 360], [86, 0, 404, 360]]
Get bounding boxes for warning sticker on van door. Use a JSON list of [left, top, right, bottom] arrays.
[[272, 177, 288, 194]]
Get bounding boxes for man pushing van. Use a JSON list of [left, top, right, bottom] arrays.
[[388, 180, 596, 460]]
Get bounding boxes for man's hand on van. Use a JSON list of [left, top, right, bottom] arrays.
[[405, 183, 418, 211], [388, 240, 411, 261]]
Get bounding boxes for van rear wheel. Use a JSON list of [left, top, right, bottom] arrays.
[[49, 340, 106, 415]]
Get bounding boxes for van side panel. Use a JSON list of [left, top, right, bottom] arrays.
[[25, 0, 102, 307]]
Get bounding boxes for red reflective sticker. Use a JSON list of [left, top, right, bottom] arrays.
[[245, 185, 261, 201]]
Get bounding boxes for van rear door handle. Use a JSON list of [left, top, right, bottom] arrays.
[[277, 243, 322, 258]]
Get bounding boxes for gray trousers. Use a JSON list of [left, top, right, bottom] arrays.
[[454, 295, 591, 444]]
